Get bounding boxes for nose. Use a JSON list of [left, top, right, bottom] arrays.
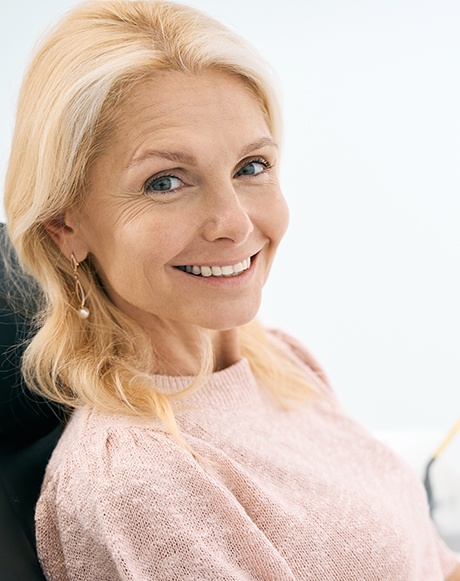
[[201, 186, 254, 245]]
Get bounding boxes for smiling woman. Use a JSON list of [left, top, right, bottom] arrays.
[[3, 1, 460, 580], [48, 70, 288, 363]]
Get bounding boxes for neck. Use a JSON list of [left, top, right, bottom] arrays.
[[212, 330, 241, 371], [146, 323, 241, 376]]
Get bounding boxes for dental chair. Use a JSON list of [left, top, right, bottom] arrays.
[[0, 223, 64, 580]]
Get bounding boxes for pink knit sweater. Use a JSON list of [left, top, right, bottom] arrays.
[[36, 331, 459, 580]]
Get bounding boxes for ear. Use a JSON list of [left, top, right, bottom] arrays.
[[43, 212, 89, 263]]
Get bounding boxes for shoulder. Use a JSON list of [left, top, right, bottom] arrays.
[[37, 407, 212, 551], [42, 407, 194, 492], [36, 407, 255, 579], [266, 327, 334, 395]]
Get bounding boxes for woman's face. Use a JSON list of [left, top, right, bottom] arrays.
[[66, 70, 289, 337]]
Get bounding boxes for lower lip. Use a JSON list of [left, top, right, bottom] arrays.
[[172, 254, 258, 287]]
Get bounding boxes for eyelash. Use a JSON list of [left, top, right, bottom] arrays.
[[144, 173, 183, 194], [143, 156, 273, 195], [236, 157, 273, 175]]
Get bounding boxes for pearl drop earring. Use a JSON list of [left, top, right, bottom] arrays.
[[70, 254, 90, 319]]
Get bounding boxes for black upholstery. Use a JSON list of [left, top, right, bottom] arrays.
[[0, 224, 64, 580], [0, 223, 63, 443], [0, 429, 61, 580]]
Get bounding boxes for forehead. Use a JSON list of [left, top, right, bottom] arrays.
[[108, 70, 271, 160]]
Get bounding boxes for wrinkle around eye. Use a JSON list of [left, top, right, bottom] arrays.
[[109, 196, 156, 228]]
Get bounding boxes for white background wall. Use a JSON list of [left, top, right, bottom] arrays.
[[1, 0, 460, 437]]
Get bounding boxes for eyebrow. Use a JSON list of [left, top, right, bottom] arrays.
[[127, 137, 278, 169], [240, 137, 278, 157]]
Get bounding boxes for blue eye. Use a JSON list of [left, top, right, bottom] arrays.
[[145, 175, 183, 193], [236, 160, 269, 177]]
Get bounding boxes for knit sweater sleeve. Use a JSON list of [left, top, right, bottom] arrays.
[[36, 419, 296, 581]]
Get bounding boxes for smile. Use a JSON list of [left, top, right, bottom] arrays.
[[176, 257, 251, 277]]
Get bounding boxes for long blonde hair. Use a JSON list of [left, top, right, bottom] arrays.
[[4, 0, 314, 441]]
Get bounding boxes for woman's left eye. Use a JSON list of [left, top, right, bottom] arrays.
[[145, 175, 183, 193], [235, 159, 270, 177]]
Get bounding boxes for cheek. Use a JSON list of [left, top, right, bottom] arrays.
[[96, 219, 194, 294], [265, 191, 290, 245]]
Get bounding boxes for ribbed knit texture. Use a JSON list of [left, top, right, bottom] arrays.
[[36, 331, 459, 580]]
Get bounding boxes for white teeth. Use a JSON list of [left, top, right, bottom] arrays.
[[178, 256, 252, 277]]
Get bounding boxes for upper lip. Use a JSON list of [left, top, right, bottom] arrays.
[[174, 251, 259, 268]]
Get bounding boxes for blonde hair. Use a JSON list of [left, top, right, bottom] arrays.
[[5, 0, 314, 442]]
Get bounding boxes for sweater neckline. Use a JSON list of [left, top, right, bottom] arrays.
[[151, 358, 261, 409]]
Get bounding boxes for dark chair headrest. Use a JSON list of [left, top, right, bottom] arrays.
[[0, 223, 63, 444]]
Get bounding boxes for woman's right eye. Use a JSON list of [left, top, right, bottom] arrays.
[[144, 174, 184, 193]]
